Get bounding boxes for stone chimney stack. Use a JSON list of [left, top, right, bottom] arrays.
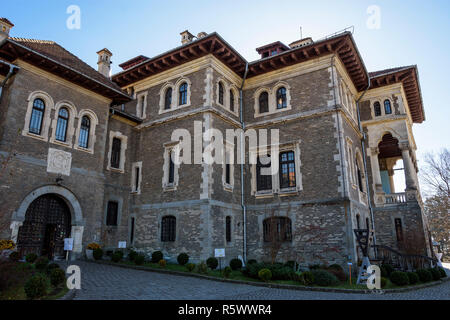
[[180, 30, 194, 45], [97, 48, 112, 78], [0, 18, 14, 42]]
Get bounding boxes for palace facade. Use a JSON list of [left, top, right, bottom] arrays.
[[0, 18, 432, 266]]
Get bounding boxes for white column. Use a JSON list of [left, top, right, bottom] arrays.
[[400, 142, 417, 191], [369, 147, 383, 192], [10, 221, 23, 244]]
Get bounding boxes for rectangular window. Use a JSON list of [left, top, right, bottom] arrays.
[[134, 166, 140, 192], [395, 218, 403, 242], [111, 137, 121, 169], [256, 155, 272, 191], [225, 163, 231, 185], [130, 217, 135, 244], [161, 216, 176, 242], [106, 201, 118, 226], [279, 151, 296, 189], [226, 216, 231, 242], [168, 150, 175, 184]]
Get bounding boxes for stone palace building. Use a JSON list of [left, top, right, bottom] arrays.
[[0, 17, 433, 266]]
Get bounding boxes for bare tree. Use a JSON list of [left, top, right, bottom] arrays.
[[421, 148, 450, 197]]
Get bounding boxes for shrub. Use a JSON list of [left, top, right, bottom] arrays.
[[298, 271, 314, 286], [311, 269, 340, 287], [0, 239, 16, 251], [49, 268, 66, 286], [390, 271, 409, 286], [158, 259, 167, 268], [380, 277, 388, 288], [93, 248, 103, 260], [151, 251, 163, 263], [328, 264, 344, 272], [381, 264, 394, 277], [186, 263, 196, 272], [380, 266, 388, 277], [134, 254, 145, 265], [197, 261, 208, 274], [438, 267, 447, 278], [9, 251, 20, 262], [328, 268, 347, 282], [285, 261, 296, 269], [111, 252, 122, 263], [25, 253, 38, 263], [206, 257, 219, 270], [86, 243, 101, 250], [128, 250, 138, 262], [416, 269, 433, 282], [309, 264, 327, 270], [271, 265, 296, 280], [258, 268, 272, 282], [177, 253, 189, 266], [223, 266, 232, 278], [247, 259, 257, 265], [35, 256, 49, 271], [428, 268, 441, 281], [230, 258, 242, 270], [46, 263, 60, 274], [407, 272, 419, 285], [24, 274, 48, 300]]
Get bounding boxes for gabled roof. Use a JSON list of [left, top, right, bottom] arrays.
[[0, 37, 130, 103], [369, 65, 425, 123]]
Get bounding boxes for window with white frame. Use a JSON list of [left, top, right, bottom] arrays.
[[162, 142, 180, 190], [74, 109, 98, 154], [23, 91, 54, 141], [372, 98, 393, 118], [254, 82, 291, 117], [222, 141, 234, 191], [49, 101, 77, 147], [158, 78, 191, 114], [131, 161, 142, 194], [215, 78, 239, 115], [107, 131, 128, 172], [136, 91, 148, 119]]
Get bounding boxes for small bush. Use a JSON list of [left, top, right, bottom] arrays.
[[86, 243, 101, 250], [381, 264, 394, 277], [309, 264, 327, 270], [223, 266, 232, 278], [407, 272, 419, 285], [186, 263, 195, 272], [428, 268, 441, 281], [197, 261, 208, 274], [111, 252, 122, 263], [24, 274, 48, 300], [128, 250, 138, 262], [258, 268, 272, 282], [416, 269, 433, 282], [206, 257, 219, 270], [298, 271, 314, 286], [380, 266, 388, 277], [46, 263, 60, 275], [390, 271, 409, 286], [311, 269, 339, 287], [328, 264, 344, 272], [230, 258, 242, 270], [285, 261, 296, 269], [328, 268, 347, 282], [177, 253, 189, 266], [35, 256, 49, 271], [49, 268, 66, 286], [247, 259, 257, 265], [9, 251, 20, 262], [93, 248, 103, 260], [134, 254, 145, 265], [0, 239, 16, 251], [380, 277, 388, 288], [159, 259, 167, 268], [438, 267, 447, 278], [151, 251, 163, 263], [25, 253, 38, 263]]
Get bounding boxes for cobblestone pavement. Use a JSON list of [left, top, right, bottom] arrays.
[[69, 261, 450, 300]]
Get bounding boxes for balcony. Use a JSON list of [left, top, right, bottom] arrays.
[[385, 192, 407, 204]]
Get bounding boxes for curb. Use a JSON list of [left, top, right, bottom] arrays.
[[59, 289, 76, 300], [85, 260, 449, 295]]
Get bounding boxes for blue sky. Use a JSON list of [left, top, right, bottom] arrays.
[[3, 0, 450, 170]]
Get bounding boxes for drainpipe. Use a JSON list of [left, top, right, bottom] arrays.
[[239, 62, 249, 263], [0, 60, 19, 100], [355, 76, 378, 257]]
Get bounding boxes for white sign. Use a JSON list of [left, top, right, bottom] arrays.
[[347, 262, 353, 266], [214, 248, 225, 258], [64, 238, 73, 251], [47, 148, 72, 176], [118, 241, 127, 248]]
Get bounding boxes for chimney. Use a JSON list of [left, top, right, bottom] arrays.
[[289, 37, 313, 49], [197, 32, 207, 39], [96, 48, 112, 78], [180, 30, 194, 45], [0, 18, 14, 42]]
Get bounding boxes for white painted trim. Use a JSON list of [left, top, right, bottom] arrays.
[[74, 109, 99, 154], [23, 90, 54, 142], [106, 131, 128, 173]]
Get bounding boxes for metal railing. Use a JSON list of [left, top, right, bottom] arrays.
[[372, 244, 436, 271]]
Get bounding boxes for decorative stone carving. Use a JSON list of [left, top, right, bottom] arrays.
[[47, 148, 72, 176]]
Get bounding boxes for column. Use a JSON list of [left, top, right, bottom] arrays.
[[399, 142, 417, 191], [369, 147, 383, 192]]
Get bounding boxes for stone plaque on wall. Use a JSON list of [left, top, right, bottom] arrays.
[[47, 148, 72, 176]]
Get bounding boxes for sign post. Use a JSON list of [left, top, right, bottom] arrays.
[[348, 262, 352, 285], [64, 238, 73, 266], [214, 248, 225, 271]]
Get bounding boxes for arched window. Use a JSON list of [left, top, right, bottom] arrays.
[[276, 87, 287, 109], [179, 82, 188, 105], [79, 116, 90, 148], [218, 82, 224, 105], [356, 158, 363, 192], [226, 216, 231, 242], [356, 214, 361, 229], [230, 90, 235, 112], [55, 107, 69, 142], [259, 92, 269, 113], [110, 137, 121, 169], [29, 98, 45, 135], [374, 102, 381, 117], [161, 215, 176, 242], [263, 217, 292, 242], [384, 99, 392, 114], [164, 87, 172, 110]]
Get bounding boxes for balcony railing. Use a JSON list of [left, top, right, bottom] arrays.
[[385, 192, 407, 204]]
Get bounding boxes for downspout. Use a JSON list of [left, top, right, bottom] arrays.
[[0, 60, 19, 100], [239, 62, 249, 263], [355, 75, 378, 256]]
